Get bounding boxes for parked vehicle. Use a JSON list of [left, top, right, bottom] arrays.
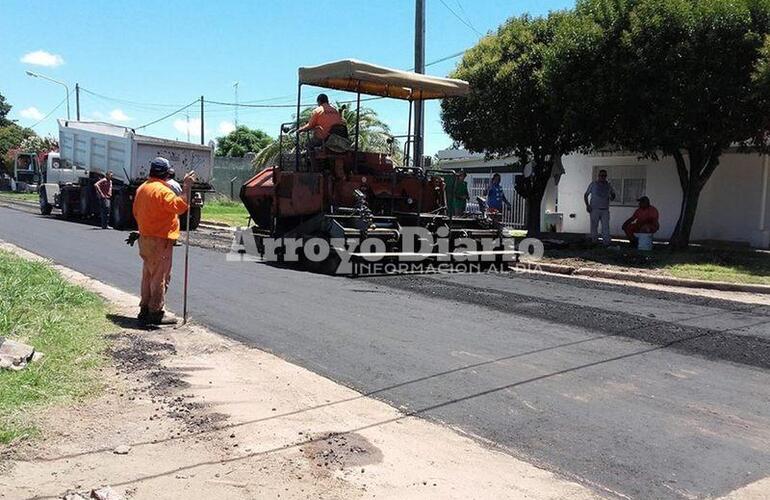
[[38, 121, 214, 229], [11, 152, 48, 193]]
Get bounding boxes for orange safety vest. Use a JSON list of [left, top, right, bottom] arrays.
[[133, 178, 189, 240]]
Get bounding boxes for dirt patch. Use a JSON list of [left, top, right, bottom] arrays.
[[302, 432, 383, 471]]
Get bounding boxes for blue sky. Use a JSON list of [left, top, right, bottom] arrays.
[[1, 0, 573, 155]]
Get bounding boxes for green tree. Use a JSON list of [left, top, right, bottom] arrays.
[[0, 93, 13, 128], [215, 125, 273, 157], [556, 0, 770, 248], [441, 13, 581, 234], [0, 125, 36, 173], [252, 103, 401, 169]]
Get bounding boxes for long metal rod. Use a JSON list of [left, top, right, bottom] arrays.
[[405, 100, 413, 167], [295, 84, 302, 171], [182, 185, 192, 325], [75, 83, 80, 121], [413, 0, 426, 167], [354, 88, 361, 165]]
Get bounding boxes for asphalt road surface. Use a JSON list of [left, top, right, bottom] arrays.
[[2, 205, 769, 499]]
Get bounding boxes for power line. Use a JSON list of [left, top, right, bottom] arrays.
[[438, 0, 482, 37], [204, 96, 382, 109], [30, 97, 68, 128], [79, 87, 185, 109], [74, 50, 469, 121], [135, 99, 200, 130]]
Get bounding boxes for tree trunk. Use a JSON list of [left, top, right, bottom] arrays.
[[525, 188, 545, 235], [514, 156, 552, 237], [669, 147, 721, 250]]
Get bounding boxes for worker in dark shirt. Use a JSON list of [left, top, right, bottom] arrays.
[[94, 171, 113, 229]]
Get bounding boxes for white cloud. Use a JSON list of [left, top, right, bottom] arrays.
[[218, 121, 236, 135], [109, 109, 130, 122], [20, 107, 44, 120], [21, 50, 64, 67], [173, 118, 202, 137]]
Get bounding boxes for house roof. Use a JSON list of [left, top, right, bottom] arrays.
[[298, 59, 470, 100]]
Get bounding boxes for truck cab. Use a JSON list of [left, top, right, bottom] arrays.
[[12, 152, 40, 192], [38, 152, 84, 215]]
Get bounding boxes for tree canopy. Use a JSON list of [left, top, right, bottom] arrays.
[[443, 0, 770, 245], [552, 0, 770, 247], [215, 125, 273, 157], [441, 12, 581, 234], [0, 92, 37, 173], [0, 94, 13, 128]]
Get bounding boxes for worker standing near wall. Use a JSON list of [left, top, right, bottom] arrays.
[[132, 157, 196, 325]]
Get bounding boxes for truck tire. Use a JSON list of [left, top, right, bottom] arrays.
[[79, 187, 92, 218], [39, 188, 52, 215], [111, 192, 134, 230], [61, 191, 75, 219], [179, 206, 201, 231]]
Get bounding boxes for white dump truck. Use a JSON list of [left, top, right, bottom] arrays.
[[38, 120, 213, 229]]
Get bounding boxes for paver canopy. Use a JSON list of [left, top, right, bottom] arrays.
[[298, 59, 470, 100]]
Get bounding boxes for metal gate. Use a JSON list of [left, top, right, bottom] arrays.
[[466, 173, 527, 229]]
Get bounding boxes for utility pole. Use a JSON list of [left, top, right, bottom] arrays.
[[75, 83, 80, 121], [185, 112, 190, 142], [414, 0, 426, 168], [233, 81, 239, 127], [200, 96, 205, 145]]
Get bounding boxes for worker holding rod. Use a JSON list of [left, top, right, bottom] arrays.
[[132, 157, 196, 325]]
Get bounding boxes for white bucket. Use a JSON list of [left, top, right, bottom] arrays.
[[637, 233, 654, 251]]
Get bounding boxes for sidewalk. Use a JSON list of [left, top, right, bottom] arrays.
[[0, 241, 596, 500]]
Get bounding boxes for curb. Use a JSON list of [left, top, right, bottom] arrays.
[[532, 261, 770, 295], [199, 221, 237, 232], [0, 195, 238, 232]]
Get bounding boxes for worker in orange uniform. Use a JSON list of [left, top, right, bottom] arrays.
[[296, 93, 346, 147], [132, 157, 196, 325], [622, 196, 660, 247]]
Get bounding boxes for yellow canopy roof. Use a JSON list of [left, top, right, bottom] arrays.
[[298, 59, 470, 100]]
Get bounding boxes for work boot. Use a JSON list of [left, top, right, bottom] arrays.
[[147, 310, 177, 326], [137, 306, 150, 325]]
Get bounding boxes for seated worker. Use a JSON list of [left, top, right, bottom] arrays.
[[296, 93, 346, 148], [622, 196, 660, 246]]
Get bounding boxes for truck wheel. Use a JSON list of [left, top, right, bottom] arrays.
[[39, 188, 52, 215], [179, 206, 201, 231], [111, 192, 134, 230], [61, 191, 75, 219], [79, 187, 91, 218]]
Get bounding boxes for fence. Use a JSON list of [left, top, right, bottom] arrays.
[[466, 174, 527, 229], [210, 156, 255, 199]]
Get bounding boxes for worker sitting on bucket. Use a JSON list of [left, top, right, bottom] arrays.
[[622, 196, 660, 247], [296, 93, 347, 148], [132, 157, 196, 325]]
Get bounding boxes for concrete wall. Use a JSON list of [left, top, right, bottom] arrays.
[[553, 151, 770, 247]]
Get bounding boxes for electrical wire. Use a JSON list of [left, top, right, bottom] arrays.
[[80, 87, 186, 109], [438, 0, 482, 37], [29, 97, 68, 128], [76, 50, 469, 120], [135, 99, 200, 130]]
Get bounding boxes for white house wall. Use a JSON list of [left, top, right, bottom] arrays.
[[555, 152, 769, 247]]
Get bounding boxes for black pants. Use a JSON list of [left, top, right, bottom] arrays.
[[99, 198, 111, 229]]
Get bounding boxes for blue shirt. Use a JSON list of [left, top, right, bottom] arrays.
[[487, 183, 506, 210]]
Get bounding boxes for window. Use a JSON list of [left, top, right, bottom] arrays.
[[593, 166, 647, 206], [471, 176, 490, 194]]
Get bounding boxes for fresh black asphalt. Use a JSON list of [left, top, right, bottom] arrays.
[[1, 205, 769, 499]]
